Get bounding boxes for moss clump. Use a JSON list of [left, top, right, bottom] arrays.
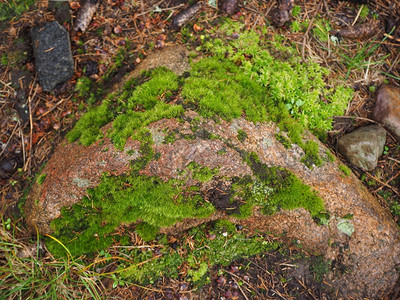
[[201, 20, 352, 139], [121, 221, 279, 285], [46, 173, 215, 257], [234, 152, 325, 218], [0, 0, 34, 21], [36, 173, 47, 185], [237, 129, 248, 143], [275, 133, 292, 149], [181, 57, 269, 123], [67, 68, 184, 149], [301, 140, 323, 168], [184, 161, 219, 183], [339, 164, 351, 176]]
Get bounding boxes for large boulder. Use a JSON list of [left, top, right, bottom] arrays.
[[24, 47, 400, 298]]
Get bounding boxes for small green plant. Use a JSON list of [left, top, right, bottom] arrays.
[[339, 34, 391, 79], [383, 146, 389, 155], [2, 218, 11, 230], [1, 53, 8, 66], [313, 18, 332, 42], [0, 226, 101, 299], [359, 5, 370, 20], [75, 77, 92, 98]]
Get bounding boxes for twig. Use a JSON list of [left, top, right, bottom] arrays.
[[373, 170, 400, 194], [0, 122, 19, 159], [302, 2, 322, 61], [37, 95, 72, 119], [351, 4, 363, 26], [367, 171, 400, 197], [388, 157, 400, 165]]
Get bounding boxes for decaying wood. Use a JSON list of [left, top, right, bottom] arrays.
[[332, 20, 380, 40], [272, 0, 294, 28], [172, 2, 203, 29], [74, 0, 101, 33], [221, 0, 238, 16]]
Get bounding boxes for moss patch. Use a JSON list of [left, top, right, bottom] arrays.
[[47, 173, 215, 257], [67, 68, 184, 149], [234, 152, 325, 218], [0, 0, 34, 21]]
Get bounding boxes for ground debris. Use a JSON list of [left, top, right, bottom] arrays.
[[272, 0, 294, 28], [332, 19, 380, 40], [172, 2, 203, 29], [221, 0, 238, 16], [73, 0, 101, 32]]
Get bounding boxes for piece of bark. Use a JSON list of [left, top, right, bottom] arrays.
[[74, 0, 101, 32], [221, 0, 238, 16], [271, 0, 294, 28], [332, 20, 380, 40], [172, 2, 203, 30]]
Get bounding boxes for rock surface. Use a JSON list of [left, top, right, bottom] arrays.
[[337, 125, 386, 171], [373, 85, 400, 139], [24, 47, 400, 298], [31, 21, 74, 91]]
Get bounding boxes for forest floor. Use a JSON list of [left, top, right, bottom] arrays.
[[1, 0, 400, 299]]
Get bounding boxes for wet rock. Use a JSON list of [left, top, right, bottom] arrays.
[[337, 125, 386, 171], [24, 47, 400, 299], [31, 21, 74, 91], [372, 85, 400, 139]]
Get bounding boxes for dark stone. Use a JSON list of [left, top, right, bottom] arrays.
[[337, 125, 386, 171], [31, 21, 74, 91], [0, 158, 18, 179], [84, 60, 99, 76]]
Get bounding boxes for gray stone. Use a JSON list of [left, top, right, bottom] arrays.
[[338, 125, 386, 171], [372, 85, 400, 139], [31, 21, 74, 91]]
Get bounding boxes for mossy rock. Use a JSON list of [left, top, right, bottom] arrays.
[[23, 45, 400, 298]]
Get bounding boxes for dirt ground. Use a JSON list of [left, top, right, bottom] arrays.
[[1, 0, 400, 298]]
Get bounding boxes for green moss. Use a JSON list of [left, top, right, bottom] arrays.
[[310, 256, 331, 283], [185, 161, 219, 183], [275, 133, 292, 149], [237, 129, 248, 143], [301, 140, 323, 168], [238, 152, 325, 218], [36, 173, 47, 185], [313, 18, 332, 42], [67, 68, 183, 149], [0, 0, 34, 21], [201, 20, 352, 138], [47, 173, 215, 257], [325, 149, 335, 162], [339, 164, 351, 176], [122, 221, 280, 285], [135, 222, 159, 242]]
